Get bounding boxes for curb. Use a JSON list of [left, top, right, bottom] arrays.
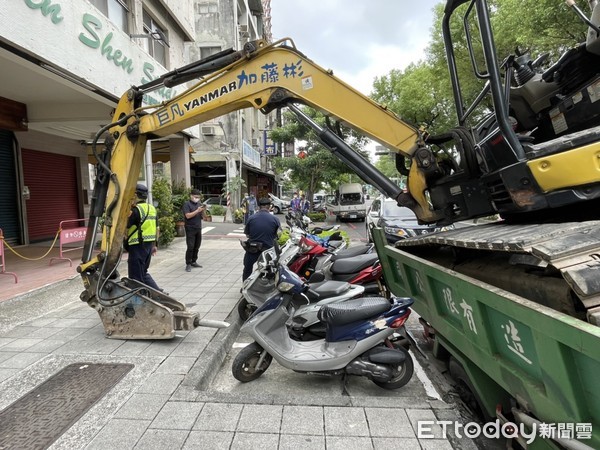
[[181, 305, 242, 392]]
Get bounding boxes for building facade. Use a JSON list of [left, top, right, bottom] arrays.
[[189, 0, 279, 208], [0, 0, 197, 244]]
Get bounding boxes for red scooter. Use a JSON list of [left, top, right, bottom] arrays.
[[288, 235, 386, 297]]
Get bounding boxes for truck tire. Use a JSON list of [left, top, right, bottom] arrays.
[[273, 206, 281, 214], [448, 356, 487, 421], [231, 342, 272, 382]]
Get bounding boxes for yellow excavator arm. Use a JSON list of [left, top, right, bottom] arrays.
[[78, 39, 434, 339]]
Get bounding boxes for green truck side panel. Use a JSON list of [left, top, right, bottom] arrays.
[[372, 227, 600, 448]]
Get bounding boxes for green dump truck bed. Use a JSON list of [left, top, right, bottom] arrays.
[[372, 226, 600, 449]]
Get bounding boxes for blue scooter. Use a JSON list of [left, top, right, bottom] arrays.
[[232, 253, 415, 389]]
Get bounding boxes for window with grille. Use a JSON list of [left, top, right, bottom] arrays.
[[89, 0, 129, 32], [143, 10, 168, 67]]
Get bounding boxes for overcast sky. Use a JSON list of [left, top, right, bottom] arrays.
[[270, 1, 443, 95]]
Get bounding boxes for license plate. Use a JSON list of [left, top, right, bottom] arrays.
[[349, 215, 357, 218]]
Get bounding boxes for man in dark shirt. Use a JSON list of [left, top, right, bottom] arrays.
[[183, 188, 206, 272], [242, 197, 281, 281]]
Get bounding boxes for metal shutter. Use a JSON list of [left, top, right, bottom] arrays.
[[0, 130, 20, 244], [22, 149, 79, 242]]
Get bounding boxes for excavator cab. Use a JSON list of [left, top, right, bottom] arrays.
[[421, 0, 600, 224]]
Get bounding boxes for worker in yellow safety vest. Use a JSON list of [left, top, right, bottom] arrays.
[[125, 184, 162, 291]]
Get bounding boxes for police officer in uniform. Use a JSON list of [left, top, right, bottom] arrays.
[[242, 197, 281, 281], [126, 183, 161, 290]]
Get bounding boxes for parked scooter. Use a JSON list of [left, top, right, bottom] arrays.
[[239, 238, 367, 340], [238, 233, 377, 324], [232, 260, 415, 390]]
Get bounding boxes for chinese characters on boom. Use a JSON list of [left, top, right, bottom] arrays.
[[155, 59, 306, 127]]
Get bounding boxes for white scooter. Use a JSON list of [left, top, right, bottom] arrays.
[[231, 256, 415, 389]]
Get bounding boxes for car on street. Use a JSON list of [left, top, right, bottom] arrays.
[[268, 193, 289, 214], [366, 196, 452, 244], [203, 196, 228, 213]]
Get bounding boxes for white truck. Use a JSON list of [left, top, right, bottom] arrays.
[[326, 183, 366, 222]]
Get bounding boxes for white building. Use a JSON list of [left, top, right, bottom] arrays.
[[0, 0, 197, 244], [189, 0, 279, 208]]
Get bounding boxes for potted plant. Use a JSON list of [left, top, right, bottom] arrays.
[[233, 208, 244, 224], [210, 204, 226, 223]]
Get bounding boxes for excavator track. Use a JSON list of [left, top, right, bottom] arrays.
[[394, 221, 600, 325]]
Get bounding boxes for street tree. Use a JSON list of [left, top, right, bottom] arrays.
[[269, 107, 370, 205]]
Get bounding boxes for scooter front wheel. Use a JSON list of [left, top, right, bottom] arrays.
[[231, 342, 272, 382], [237, 297, 257, 321], [373, 346, 414, 390]]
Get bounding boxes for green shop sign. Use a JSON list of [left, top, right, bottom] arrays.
[[23, 0, 173, 103]]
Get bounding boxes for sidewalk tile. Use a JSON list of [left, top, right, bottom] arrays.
[[281, 405, 324, 435], [365, 407, 416, 438], [237, 404, 283, 433], [0, 351, 45, 369], [325, 436, 373, 449], [230, 432, 279, 449], [86, 419, 151, 450], [420, 439, 454, 449], [137, 373, 185, 396], [324, 407, 370, 436], [193, 402, 243, 431], [406, 408, 445, 439], [154, 356, 197, 374], [114, 394, 171, 420], [149, 401, 204, 430], [373, 437, 421, 449], [183, 430, 234, 449], [279, 434, 325, 449], [134, 429, 189, 449]]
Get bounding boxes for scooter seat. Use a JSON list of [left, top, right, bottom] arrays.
[[330, 253, 379, 275], [306, 280, 351, 301], [318, 297, 390, 326], [330, 244, 371, 261]]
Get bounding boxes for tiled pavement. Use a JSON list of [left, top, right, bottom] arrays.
[[0, 237, 477, 449]]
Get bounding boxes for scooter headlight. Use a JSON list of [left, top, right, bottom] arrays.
[[278, 281, 295, 292]]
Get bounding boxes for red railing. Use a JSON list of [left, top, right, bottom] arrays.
[[0, 228, 18, 283], [49, 219, 88, 267]]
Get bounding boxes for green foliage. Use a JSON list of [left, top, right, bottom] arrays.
[[171, 179, 191, 222], [157, 216, 175, 247], [269, 107, 370, 201], [211, 204, 226, 216], [223, 176, 246, 195], [371, 0, 593, 139], [233, 208, 244, 223], [152, 177, 175, 247], [277, 227, 350, 247], [307, 212, 325, 222]]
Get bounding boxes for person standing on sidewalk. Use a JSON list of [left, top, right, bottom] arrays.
[[242, 197, 281, 281], [183, 188, 206, 272], [290, 192, 301, 212], [299, 194, 310, 214], [126, 184, 161, 290]]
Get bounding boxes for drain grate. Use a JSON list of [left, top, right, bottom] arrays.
[[0, 362, 133, 450]]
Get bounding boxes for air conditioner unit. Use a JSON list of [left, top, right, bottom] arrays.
[[251, 138, 259, 146], [201, 126, 216, 136]]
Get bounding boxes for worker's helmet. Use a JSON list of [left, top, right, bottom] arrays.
[[135, 183, 148, 199]]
